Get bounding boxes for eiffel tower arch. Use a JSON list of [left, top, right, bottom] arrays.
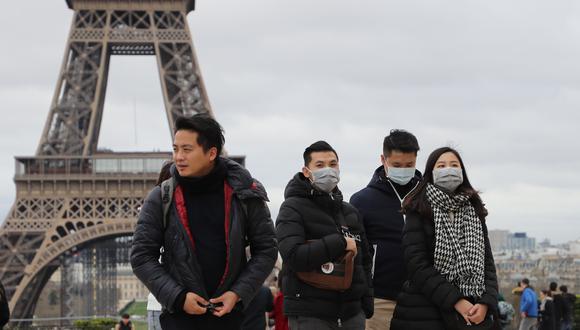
[[0, 0, 233, 321]]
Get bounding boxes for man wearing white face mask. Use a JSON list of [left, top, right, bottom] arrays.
[[276, 141, 373, 330], [350, 130, 421, 330]]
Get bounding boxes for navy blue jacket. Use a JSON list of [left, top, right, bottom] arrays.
[[350, 166, 421, 301]]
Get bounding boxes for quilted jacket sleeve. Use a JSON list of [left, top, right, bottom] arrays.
[[402, 211, 463, 311]]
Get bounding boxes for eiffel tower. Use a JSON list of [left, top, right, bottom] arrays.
[[0, 0, 238, 322]]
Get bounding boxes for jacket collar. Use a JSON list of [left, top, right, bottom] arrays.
[[171, 157, 269, 201]]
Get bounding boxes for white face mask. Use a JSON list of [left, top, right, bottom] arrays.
[[385, 166, 416, 185], [432, 167, 463, 192], [308, 167, 340, 193]]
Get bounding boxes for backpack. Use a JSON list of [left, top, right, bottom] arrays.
[[160, 177, 176, 230]]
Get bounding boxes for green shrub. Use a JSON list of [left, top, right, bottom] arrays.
[[73, 318, 117, 329]]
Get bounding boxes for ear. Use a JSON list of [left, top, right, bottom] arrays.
[[208, 147, 218, 162], [380, 154, 386, 165], [302, 166, 311, 179]]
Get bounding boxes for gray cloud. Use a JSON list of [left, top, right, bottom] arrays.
[[1, 0, 579, 243]]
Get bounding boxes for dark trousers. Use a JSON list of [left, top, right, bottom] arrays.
[[160, 310, 243, 330], [288, 312, 365, 330]]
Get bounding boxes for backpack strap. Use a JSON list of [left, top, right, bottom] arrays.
[[160, 177, 176, 230]]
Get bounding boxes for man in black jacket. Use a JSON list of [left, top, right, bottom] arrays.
[[559, 285, 577, 330], [349, 130, 420, 330], [131, 115, 278, 330], [276, 141, 373, 330]]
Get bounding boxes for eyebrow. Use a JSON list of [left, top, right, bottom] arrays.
[[173, 144, 194, 148]]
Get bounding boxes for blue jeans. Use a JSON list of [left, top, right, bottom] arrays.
[[148, 310, 162, 330]]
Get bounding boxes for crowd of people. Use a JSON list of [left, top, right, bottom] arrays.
[[498, 279, 577, 330], [129, 113, 508, 330]]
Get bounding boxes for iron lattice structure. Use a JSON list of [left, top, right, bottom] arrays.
[[0, 0, 229, 322]]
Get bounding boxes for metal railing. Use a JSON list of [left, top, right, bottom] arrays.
[[15, 153, 172, 177]]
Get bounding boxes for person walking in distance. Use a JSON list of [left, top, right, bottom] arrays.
[[538, 289, 556, 330], [558, 285, 577, 330], [116, 314, 135, 330], [518, 278, 538, 330]]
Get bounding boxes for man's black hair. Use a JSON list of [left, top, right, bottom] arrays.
[[521, 278, 530, 286], [383, 129, 420, 155], [303, 141, 338, 166], [174, 115, 225, 155], [122, 314, 130, 319], [549, 282, 558, 291], [560, 285, 568, 293]]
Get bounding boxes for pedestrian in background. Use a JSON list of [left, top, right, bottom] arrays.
[[270, 270, 288, 330], [538, 289, 556, 330], [147, 292, 162, 330], [558, 285, 576, 330], [241, 285, 274, 330], [518, 278, 538, 330], [115, 314, 135, 330], [549, 282, 562, 330], [498, 294, 515, 330]]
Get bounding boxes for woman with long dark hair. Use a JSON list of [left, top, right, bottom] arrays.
[[390, 147, 499, 330]]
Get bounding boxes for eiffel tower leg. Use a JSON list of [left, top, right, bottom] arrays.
[[37, 9, 110, 157], [1, 2, 215, 324], [153, 10, 214, 134]]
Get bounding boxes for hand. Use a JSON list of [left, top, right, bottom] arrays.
[[210, 291, 240, 317], [454, 299, 474, 325], [467, 303, 488, 324], [521, 312, 527, 319], [183, 292, 208, 315], [345, 237, 358, 256]]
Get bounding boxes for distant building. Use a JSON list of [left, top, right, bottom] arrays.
[[489, 230, 537, 252], [538, 239, 551, 249], [569, 240, 580, 254], [489, 230, 510, 251], [117, 265, 149, 310]]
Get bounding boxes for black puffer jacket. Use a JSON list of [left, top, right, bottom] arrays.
[[391, 211, 498, 330], [276, 173, 373, 321], [131, 159, 278, 314]]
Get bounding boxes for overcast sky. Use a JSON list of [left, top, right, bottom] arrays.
[[1, 1, 579, 243]]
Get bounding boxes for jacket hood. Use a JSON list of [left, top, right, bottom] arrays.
[[367, 165, 422, 196], [170, 157, 268, 201], [284, 172, 343, 201]]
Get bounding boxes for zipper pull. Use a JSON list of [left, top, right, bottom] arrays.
[[337, 318, 342, 328]]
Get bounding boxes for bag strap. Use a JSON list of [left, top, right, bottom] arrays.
[[160, 177, 176, 230], [334, 203, 350, 233]]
